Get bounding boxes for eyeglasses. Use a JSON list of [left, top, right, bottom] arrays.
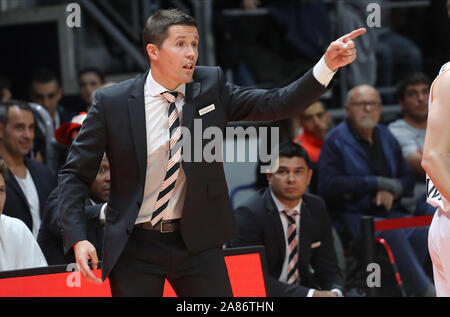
[[348, 101, 381, 109]]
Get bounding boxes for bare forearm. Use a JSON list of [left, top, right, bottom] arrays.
[[422, 152, 450, 200]]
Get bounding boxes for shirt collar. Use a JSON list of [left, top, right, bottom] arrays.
[[146, 70, 186, 98], [269, 189, 302, 215]]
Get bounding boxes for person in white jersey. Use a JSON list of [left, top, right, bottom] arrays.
[[421, 1, 450, 296]]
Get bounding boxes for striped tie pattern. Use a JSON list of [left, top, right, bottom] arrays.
[[151, 91, 182, 226], [283, 208, 299, 284]]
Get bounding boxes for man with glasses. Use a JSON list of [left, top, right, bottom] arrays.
[[317, 85, 435, 297]]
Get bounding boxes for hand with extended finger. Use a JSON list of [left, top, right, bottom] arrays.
[[324, 28, 367, 72]]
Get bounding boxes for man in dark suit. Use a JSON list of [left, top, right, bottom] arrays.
[[38, 154, 109, 265], [0, 100, 56, 239], [228, 141, 344, 297], [58, 8, 365, 296]]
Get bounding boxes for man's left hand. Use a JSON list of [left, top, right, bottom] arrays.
[[324, 28, 367, 72]]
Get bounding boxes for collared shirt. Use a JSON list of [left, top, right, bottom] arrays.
[[135, 71, 187, 224], [269, 189, 301, 283]]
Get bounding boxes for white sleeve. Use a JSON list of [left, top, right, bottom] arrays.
[[312, 56, 337, 87]]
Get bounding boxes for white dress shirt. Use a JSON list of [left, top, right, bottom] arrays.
[[269, 190, 302, 283], [135, 71, 187, 224]]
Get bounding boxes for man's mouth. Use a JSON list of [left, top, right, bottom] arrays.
[[183, 63, 194, 70]]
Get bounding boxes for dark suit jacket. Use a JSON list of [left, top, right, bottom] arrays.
[[3, 156, 56, 231], [228, 188, 344, 297], [38, 187, 104, 265], [58, 66, 329, 280]]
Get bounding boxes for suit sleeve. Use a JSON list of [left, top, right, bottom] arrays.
[[58, 91, 107, 254], [217, 66, 329, 123]]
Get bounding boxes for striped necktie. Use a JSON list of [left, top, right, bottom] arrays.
[[150, 91, 182, 226], [283, 208, 299, 284]]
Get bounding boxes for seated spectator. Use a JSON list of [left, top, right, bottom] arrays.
[[29, 69, 73, 129], [0, 77, 12, 102], [29, 69, 74, 163], [78, 67, 104, 111], [294, 101, 331, 164], [318, 85, 435, 297], [38, 153, 110, 265], [228, 141, 345, 297], [0, 158, 47, 271], [0, 100, 56, 238], [388, 73, 436, 215], [293, 101, 331, 194]]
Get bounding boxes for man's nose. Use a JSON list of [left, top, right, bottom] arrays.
[[185, 45, 196, 58], [24, 128, 34, 140]]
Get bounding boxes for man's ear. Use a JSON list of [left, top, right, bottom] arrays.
[[146, 43, 159, 62], [0, 122, 5, 139], [266, 173, 272, 185], [307, 168, 313, 186]]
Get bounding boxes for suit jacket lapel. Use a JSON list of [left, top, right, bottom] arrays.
[[181, 80, 201, 131], [180, 79, 201, 178], [299, 200, 312, 278], [6, 170, 29, 211], [128, 72, 148, 182], [263, 189, 286, 272]]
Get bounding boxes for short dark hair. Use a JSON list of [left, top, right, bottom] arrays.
[[78, 67, 105, 84], [0, 99, 33, 125], [142, 8, 197, 50], [277, 141, 311, 169], [396, 72, 431, 101], [30, 68, 60, 87]]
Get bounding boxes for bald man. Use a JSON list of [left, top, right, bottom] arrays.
[[318, 85, 435, 296]]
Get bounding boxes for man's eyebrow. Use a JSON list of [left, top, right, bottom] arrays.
[[174, 35, 199, 40]]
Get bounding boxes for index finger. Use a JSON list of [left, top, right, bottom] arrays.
[[342, 28, 367, 43]]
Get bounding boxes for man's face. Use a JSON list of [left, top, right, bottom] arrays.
[[267, 156, 312, 205], [399, 83, 429, 123], [147, 25, 199, 90], [79, 72, 102, 106], [299, 102, 331, 140], [0, 174, 6, 215], [0, 106, 35, 158], [89, 157, 110, 203], [346, 86, 382, 131], [30, 80, 62, 116]]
